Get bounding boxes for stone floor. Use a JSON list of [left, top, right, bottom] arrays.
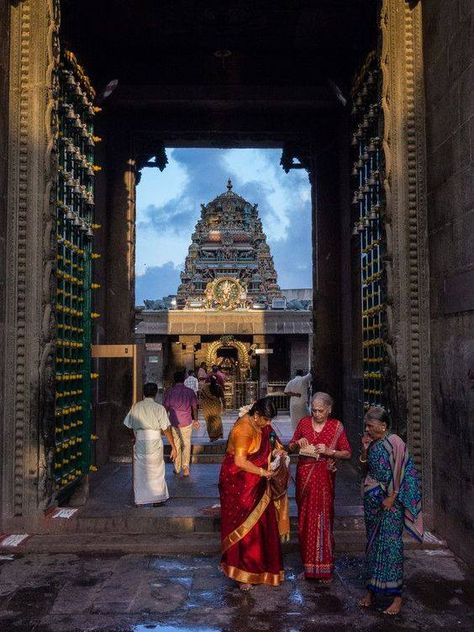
[[156, 410, 294, 444], [0, 412, 466, 629], [84, 460, 363, 519], [0, 549, 472, 631]]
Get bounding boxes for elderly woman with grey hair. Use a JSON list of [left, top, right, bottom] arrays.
[[359, 406, 423, 615], [289, 392, 351, 582]]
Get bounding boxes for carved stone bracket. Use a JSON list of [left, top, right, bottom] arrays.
[[280, 142, 313, 179], [134, 140, 168, 184]]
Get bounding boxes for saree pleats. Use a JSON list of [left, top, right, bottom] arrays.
[[296, 460, 336, 579]]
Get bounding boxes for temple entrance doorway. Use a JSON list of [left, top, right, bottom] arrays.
[[8, 0, 441, 545]]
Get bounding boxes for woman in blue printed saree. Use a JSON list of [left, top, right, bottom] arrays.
[[359, 407, 423, 615]]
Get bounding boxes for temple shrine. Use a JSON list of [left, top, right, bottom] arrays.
[[135, 181, 312, 407]]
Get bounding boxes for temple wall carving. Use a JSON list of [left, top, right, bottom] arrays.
[[380, 0, 432, 520], [2, 0, 59, 520]]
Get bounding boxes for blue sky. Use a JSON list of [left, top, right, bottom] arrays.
[[135, 148, 312, 304]]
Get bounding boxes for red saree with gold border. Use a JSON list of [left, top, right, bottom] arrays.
[[219, 424, 284, 586], [291, 417, 351, 580]]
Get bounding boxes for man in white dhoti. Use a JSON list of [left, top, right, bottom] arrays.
[[285, 369, 312, 430], [123, 382, 177, 506]]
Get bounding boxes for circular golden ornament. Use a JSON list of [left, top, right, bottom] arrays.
[[206, 278, 245, 310]]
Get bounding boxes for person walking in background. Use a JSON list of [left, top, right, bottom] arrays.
[[207, 364, 227, 387], [163, 370, 200, 477], [197, 362, 208, 389], [359, 406, 423, 616], [285, 369, 312, 430], [289, 392, 351, 582], [200, 374, 225, 441], [123, 382, 177, 506], [184, 369, 199, 395]]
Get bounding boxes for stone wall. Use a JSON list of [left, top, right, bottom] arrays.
[[423, 0, 474, 565]]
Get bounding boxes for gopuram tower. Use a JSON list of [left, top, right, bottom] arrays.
[[176, 180, 283, 310]]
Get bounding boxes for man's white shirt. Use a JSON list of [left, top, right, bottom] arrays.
[[184, 375, 199, 394]]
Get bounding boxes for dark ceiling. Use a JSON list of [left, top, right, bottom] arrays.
[[61, 0, 378, 100]]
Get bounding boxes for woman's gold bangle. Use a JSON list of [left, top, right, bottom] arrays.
[[359, 456, 368, 463]]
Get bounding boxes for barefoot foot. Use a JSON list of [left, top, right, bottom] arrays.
[[358, 591, 374, 608], [383, 596, 402, 615], [239, 583, 253, 592]]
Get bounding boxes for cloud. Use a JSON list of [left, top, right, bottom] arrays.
[[222, 149, 311, 243], [269, 213, 313, 288], [139, 204, 196, 235], [135, 262, 183, 305], [135, 147, 312, 300]]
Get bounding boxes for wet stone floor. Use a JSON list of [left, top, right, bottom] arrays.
[[0, 550, 472, 632]]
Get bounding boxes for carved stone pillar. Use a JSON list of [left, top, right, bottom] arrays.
[[103, 127, 137, 458], [310, 128, 344, 408], [1, 0, 59, 525], [179, 335, 200, 372], [0, 0, 10, 520], [380, 0, 432, 520], [253, 335, 268, 397]]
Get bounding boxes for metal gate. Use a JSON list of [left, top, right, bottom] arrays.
[[53, 49, 99, 493], [351, 52, 388, 412], [232, 381, 259, 409]]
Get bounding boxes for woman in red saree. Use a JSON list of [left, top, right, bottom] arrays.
[[219, 398, 290, 591], [289, 392, 351, 582]]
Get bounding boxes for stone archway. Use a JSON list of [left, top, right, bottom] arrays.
[[1, 0, 434, 532], [206, 338, 250, 375]]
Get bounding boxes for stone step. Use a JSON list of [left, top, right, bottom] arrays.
[[0, 530, 445, 556], [167, 441, 228, 454], [19, 511, 366, 535], [115, 441, 303, 464]]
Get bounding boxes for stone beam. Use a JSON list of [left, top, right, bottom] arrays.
[[107, 84, 336, 111]]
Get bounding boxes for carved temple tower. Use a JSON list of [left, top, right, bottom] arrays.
[[177, 180, 283, 310]]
